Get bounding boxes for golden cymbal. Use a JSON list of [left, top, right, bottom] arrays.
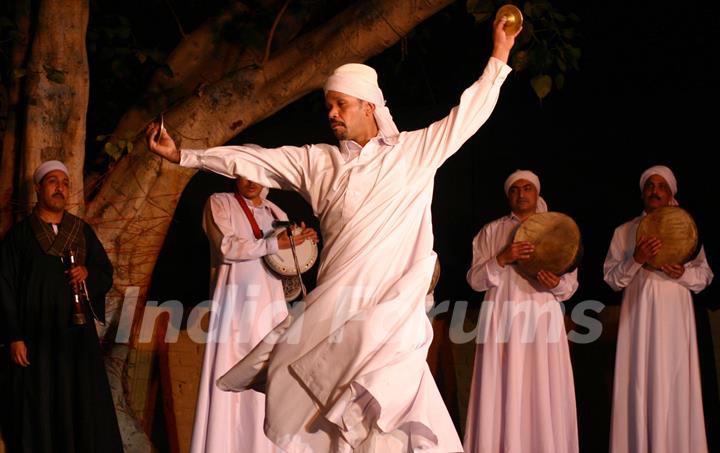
[[495, 4, 523, 35]]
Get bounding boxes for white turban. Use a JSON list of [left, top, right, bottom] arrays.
[[324, 63, 400, 139], [504, 169, 548, 213], [33, 160, 69, 184], [639, 165, 679, 206]]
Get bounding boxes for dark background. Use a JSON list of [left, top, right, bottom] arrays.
[[148, 1, 720, 451]]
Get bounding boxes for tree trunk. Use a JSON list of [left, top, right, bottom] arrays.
[[0, 0, 31, 237], [21, 0, 89, 216]]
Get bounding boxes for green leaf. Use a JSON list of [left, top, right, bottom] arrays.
[[96, 134, 108, 141], [13, 68, 26, 79], [471, 12, 493, 23], [556, 56, 567, 72], [126, 142, 134, 153], [104, 142, 122, 160], [531, 74, 552, 100], [467, 0, 495, 23], [511, 50, 529, 72], [551, 11, 566, 22], [554, 73, 565, 90]]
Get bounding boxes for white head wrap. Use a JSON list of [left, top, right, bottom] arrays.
[[324, 63, 400, 139], [33, 160, 69, 184], [639, 165, 679, 206], [504, 169, 548, 213]]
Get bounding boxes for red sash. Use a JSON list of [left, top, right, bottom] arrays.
[[234, 192, 264, 239]]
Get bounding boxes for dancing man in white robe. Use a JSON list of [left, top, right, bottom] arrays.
[[147, 18, 520, 453], [604, 165, 713, 453], [464, 170, 579, 453], [191, 177, 316, 453]]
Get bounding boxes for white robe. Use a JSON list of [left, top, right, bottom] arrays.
[[180, 57, 512, 452], [190, 193, 289, 453], [604, 215, 713, 453], [464, 213, 579, 453]]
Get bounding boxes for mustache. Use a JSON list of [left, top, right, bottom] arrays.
[[329, 120, 345, 127], [52, 192, 65, 199]]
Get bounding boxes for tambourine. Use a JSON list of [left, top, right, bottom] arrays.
[[636, 206, 698, 270], [513, 211, 582, 278], [264, 227, 318, 301], [263, 228, 318, 277]]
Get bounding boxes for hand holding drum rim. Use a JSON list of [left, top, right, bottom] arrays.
[[633, 236, 663, 265], [276, 222, 318, 250], [510, 211, 583, 282], [497, 241, 535, 267], [635, 206, 698, 274]]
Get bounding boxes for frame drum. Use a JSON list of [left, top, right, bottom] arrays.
[[514, 212, 582, 278], [264, 227, 318, 301], [636, 206, 698, 270], [263, 228, 318, 277]]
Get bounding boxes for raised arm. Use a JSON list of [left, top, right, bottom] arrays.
[[407, 16, 521, 170]]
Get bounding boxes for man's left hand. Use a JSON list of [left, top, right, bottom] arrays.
[[660, 264, 685, 279], [491, 15, 522, 63], [536, 270, 560, 289]]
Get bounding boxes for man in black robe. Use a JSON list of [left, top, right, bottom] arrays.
[[0, 160, 123, 452]]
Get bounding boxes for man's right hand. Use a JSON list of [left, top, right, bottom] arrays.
[[10, 340, 30, 367], [633, 236, 662, 265], [145, 122, 181, 163], [497, 241, 534, 267]]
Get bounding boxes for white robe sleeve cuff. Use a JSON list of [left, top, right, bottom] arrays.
[[485, 57, 513, 84], [265, 236, 279, 255], [180, 148, 204, 168]]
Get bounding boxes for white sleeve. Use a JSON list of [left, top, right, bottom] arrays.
[[203, 196, 278, 262], [181, 144, 312, 194], [675, 246, 714, 293], [466, 225, 505, 292], [603, 225, 643, 291], [408, 57, 512, 170], [549, 268, 579, 302]]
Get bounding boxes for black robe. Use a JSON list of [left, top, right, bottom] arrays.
[[0, 215, 123, 453]]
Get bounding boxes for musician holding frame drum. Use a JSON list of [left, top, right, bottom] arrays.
[[464, 169, 579, 453], [194, 176, 317, 453], [604, 165, 713, 453]]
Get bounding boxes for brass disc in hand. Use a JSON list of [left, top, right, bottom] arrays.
[[495, 4, 523, 35]]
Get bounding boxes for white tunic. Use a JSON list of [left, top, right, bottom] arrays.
[[181, 57, 512, 453], [464, 213, 579, 453], [190, 193, 289, 453], [604, 215, 713, 453]]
